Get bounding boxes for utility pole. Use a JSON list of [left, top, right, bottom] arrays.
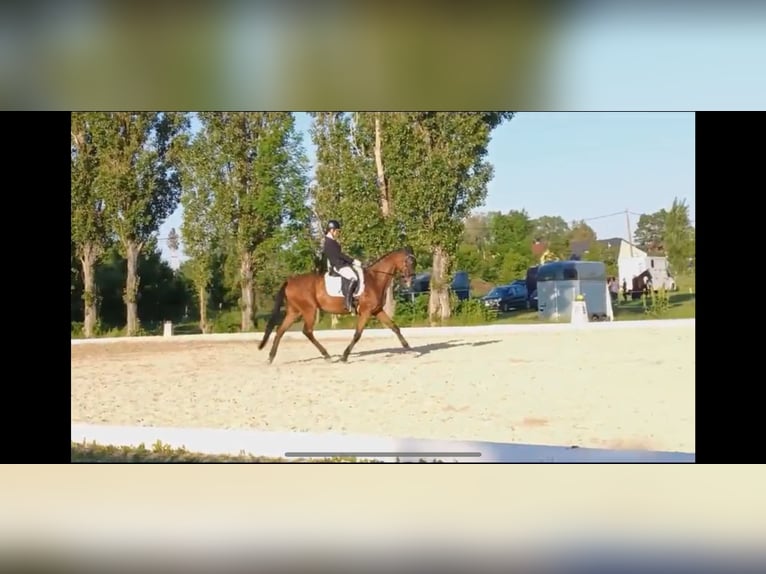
[[625, 209, 634, 257]]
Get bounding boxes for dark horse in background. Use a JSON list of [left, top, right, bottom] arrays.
[[631, 269, 653, 300], [258, 247, 417, 363]]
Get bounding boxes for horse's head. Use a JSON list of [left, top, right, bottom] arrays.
[[395, 246, 417, 288]]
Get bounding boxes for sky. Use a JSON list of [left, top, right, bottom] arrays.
[[158, 111, 695, 266]]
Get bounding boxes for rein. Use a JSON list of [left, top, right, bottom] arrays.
[[353, 249, 415, 286]]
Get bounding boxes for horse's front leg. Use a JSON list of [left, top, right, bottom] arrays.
[[340, 312, 370, 363], [373, 309, 411, 350]]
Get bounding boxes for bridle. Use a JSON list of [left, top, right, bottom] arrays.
[[364, 251, 416, 283]]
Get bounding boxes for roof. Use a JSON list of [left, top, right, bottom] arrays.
[[569, 237, 626, 258], [531, 240, 548, 257]]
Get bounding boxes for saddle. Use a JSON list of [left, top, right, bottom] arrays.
[[323, 265, 364, 300]]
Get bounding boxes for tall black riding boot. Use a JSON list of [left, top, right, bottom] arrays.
[[346, 280, 357, 313]]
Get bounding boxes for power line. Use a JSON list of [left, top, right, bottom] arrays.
[[581, 210, 627, 222]]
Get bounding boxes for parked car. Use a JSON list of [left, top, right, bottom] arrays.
[[451, 271, 471, 300], [398, 270, 471, 302], [481, 284, 530, 312]]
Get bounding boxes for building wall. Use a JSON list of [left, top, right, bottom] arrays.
[[618, 240, 647, 259]]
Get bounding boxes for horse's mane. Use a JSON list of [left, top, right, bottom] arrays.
[[364, 246, 413, 269]]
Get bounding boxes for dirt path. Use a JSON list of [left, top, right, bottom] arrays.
[[71, 325, 695, 452]]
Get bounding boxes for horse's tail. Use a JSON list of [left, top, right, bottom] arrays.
[[258, 280, 288, 351]]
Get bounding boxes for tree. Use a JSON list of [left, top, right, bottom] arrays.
[[633, 209, 667, 255], [199, 112, 309, 331], [458, 213, 493, 279], [90, 112, 189, 336], [372, 112, 398, 317], [568, 219, 597, 245], [178, 130, 219, 332], [462, 213, 491, 251], [664, 198, 694, 275], [386, 112, 515, 323], [531, 215, 570, 258], [580, 241, 617, 277], [71, 113, 110, 338], [310, 113, 398, 256], [310, 113, 401, 326], [486, 210, 535, 282], [94, 242, 193, 331]]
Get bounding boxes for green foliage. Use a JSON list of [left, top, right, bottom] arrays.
[[71, 111, 695, 336], [71, 244, 192, 329], [581, 241, 618, 277], [634, 209, 668, 254], [497, 249, 534, 284], [453, 298, 497, 324], [394, 293, 496, 325], [643, 286, 671, 317], [388, 113, 514, 255], [211, 309, 245, 333], [394, 294, 431, 324], [381, 113, 514, 320], [664, 197, 695, 275], [90, 112, 189, 247], [177, 128, 219, 323], [568, 219, 597, 245], [531, 215, 570, 257], [71, 440, 374, 463], [71, 113, 111, 258], [189, 112, 311, 330], [310, 112, 399, 261]]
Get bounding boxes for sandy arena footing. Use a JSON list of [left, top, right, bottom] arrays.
[[71, 321, 695, 455]]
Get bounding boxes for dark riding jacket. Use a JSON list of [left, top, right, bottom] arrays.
[[323, 235, 355, 270]]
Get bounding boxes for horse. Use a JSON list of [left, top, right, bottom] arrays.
[[631, 269, 653, 300], [257, 246, 417, 364]]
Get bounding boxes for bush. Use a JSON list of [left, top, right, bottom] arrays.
[[643, 287, 671, 317], [394, 293, 430, 324], [453, 297, 497, 324], [211, 309, 243, 333], [392, 292, 498, 326], [71, 321, 84, 338]]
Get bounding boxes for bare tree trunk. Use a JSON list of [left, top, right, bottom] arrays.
[[80, 243, 98, 338], [374, 112, 396, 318], [240, 252, 255, 331], [124, 241, 142, 336], [198, 286, 208, 333], [428, 246, 452, 325]]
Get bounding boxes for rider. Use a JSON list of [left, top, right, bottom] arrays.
[[322, 220, 361, 313]]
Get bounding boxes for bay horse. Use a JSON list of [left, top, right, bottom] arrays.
[[258, 246, 417, 363]]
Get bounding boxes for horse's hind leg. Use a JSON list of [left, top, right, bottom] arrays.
[[267, 308, 299, 364], [373, 309, 411, 350], [302, 309, 332, 362]]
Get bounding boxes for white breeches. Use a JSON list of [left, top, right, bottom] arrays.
[[335, 266, 358, 282]]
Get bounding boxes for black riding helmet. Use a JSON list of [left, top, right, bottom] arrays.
[[326, 220, 341, 231]]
